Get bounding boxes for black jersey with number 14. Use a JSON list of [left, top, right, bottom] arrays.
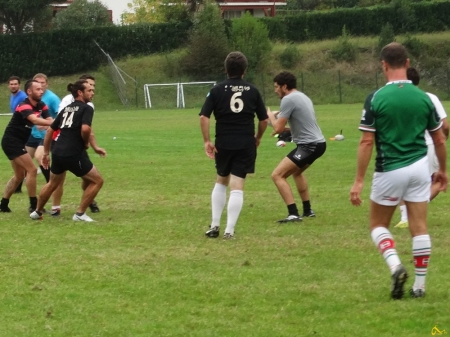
[[199, 78, 267, 150], [51, 100, 94, 157]]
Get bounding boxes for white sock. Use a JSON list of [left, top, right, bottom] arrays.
[[211, 183, 227, 228], [224, 190, 243, 235], [371, 227, 402, 274], [52, 205, 61, 210], [399, 205, 408, 222], [412, 234, 431, 291]]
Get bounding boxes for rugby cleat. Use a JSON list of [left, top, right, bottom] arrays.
[[277, 215, 302, 223], [72, 213, 95, 222], [394, 220, 408, 229], [223, 233, 235, 240], [30, 211, 43, 220], [409, 288, 425, 298], [51, 209, 61, 217], [302, 209, 316, 218], [391, 265, 408, 300], [89, 202, 100, 213], [205, 226, 220, 238]]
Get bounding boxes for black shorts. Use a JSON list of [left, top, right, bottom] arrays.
[[215, 146, 257, 179], [26, 135, 44, 148], [51, 152, 93, 177], [1, 137, 28, 160], [287, 142, 326, 169]]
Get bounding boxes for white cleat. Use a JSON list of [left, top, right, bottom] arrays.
[[72, 213, 95, 222], [30, 211, 43, 220]]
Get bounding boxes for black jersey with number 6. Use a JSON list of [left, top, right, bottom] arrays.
[[51, 100, 94, 157], [199, 78, 267, 150]]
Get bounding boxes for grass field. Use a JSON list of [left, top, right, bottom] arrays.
[[0, 104, 450, 336]]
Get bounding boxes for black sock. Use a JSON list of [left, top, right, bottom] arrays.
[[29, 196, 37, 209], [76, 212, 84, 216], [40, 166, 50, 183], [15, 181, 23, 192], [1, 198, 9, 207], [302, 200, 311, 214], [287, 203, 299, 216]]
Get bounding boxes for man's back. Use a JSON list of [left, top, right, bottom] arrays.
[[361, 81, 441, 172]]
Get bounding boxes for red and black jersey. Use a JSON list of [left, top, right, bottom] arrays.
[[51, 100, 94, 157], [2, 98, 49, 144], [199, 78, 268, 150]]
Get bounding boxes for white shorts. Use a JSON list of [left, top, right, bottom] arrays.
[[427, 144, 439, 174], [370, 156, 431, 206]]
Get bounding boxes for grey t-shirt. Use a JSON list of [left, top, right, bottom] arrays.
[[278, 91, 325, 144]]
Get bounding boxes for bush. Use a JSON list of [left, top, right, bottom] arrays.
[[330, 26, 357, 63], [377, 22, 395, 54], [402, 33, 427, 58], [280, 44, 301, 69]]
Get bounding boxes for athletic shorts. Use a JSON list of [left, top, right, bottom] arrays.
[[51, 152, 93, 177], [215, 146, 257, 179], [370, 156, 430, 206], [427, 144, 439, 174], [26, 135, 44, 148], [287, 142, 326, 169], [1, 136, 28, 160]]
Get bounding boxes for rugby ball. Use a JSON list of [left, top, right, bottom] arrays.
[[335, 134, 345, 141], [276, 140, 286, 147]]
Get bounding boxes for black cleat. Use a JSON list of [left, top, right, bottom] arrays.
[[223, 233, 234, 240], [277, 215, 302, 223], [89, 202, 100, 213], [205, 226, 220, 238], [51, 209, 61, 217], [0, 207, 12, 213], [391, 265, 408, 300], [14, 190, 22, 194], [409, 288, 425, 298], [302, 209, 316, 218]]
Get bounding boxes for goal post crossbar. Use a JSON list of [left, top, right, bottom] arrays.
[[144, 81, 216, 109]]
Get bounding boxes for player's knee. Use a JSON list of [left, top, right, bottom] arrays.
[[26, 166, 38, 176]]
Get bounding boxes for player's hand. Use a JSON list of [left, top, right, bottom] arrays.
[[204, 141, 217, 159], [94, 147, 107, 157], [41, 154, 50, 170], [36, 125, 48, 131], [433, 170, 448, 192], [85, 143, 90, 150], [350, 181, 363, 206], [255, 136, 262, 148]]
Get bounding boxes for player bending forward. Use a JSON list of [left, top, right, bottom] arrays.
[[30, 80, 104, 222]]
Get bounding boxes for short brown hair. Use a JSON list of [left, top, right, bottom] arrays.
[[380, 42, 408, 69], [225, 52, 248, 78], [8, 76, 21, 84], [33, 73, 48, 81]]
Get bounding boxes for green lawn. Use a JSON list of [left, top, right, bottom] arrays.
[[0, 104, 449, 336]]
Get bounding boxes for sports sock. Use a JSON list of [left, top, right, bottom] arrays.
[[1, 198, 9, 208], [287, 203, 299, 216], [225, 190, 243, 235], [412, 234, 431, 291], [76, 212, 84, 217], [211, 183, 227, 228], [399, 205, 408, 222], [29, 197, 37, 210], [52, 205, 60, 210], [40, 166, 50, 183], [371, 227, 402, 274], [302, 200, 311, 214]]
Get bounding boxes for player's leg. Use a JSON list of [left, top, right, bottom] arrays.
[[206, 147, 230, 238], [50, 173, 65, 216], [403, 156, 432, 298], [0, 158, 28, 212], [30, 172, 66, 220], [34, 145, 51, 183], [369, 167, 409, 299], [81, 179, 100, 213], [292, 171, 315, 217], [73, 166, 104, 221]]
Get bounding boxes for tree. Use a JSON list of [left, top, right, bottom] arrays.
[[230, 12, 272, 78], [181, 1, 229, 79], [53, 0, 112, 30], [0, 0, 65, 34], [122, 0, 190, 24]]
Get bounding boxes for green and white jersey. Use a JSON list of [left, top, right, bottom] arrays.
[[359, 80, 442, 172]]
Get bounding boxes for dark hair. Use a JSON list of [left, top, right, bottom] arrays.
[[380, 42, 408, 69], [273, 71, 297, 90], [406, 67, 420, 86], [225, 52, 248, 78], [67, 80, 89, 98], [8, 76, 21, 84], [24, 79, 39, 93], [79, 74, 95, 81]]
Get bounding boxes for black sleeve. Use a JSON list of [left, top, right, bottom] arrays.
[[51, 112, 62, 130], [254, 90, 268, 121], [199, 90, 215, 118], [81, 105, 94, 126], [41, 105, 50, 119]]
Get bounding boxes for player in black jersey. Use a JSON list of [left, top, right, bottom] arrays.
[[200, 51, 268, 239], [30, 80, 104, 222], [1, 80, 53, 212]]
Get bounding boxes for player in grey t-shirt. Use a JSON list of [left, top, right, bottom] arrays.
[[267, 71, 326, 223]]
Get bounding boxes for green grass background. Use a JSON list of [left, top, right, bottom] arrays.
[[0, 104, 449, 336]]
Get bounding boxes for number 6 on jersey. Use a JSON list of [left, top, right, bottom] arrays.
[[230, 92, 244, 113]]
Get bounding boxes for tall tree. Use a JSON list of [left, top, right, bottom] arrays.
[[0, 0, 65, 34], [53, 0, 112, 30], [122, 0, 190, 24]]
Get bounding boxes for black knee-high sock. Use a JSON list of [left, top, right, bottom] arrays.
[[14, 181, 23, 193], [40, 166, 50, 183]]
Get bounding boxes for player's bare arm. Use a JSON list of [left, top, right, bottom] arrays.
[[200, 115, 216, 159], [88, 131, 106, 157], [81, 124, 91, 149], [255, 119, 268, 148], [27, 114, 53, 126], [350, 131, 374, 206], [430, 128, 448, 191], [441, 118, 449, 139], [41, 126, 55, 170]]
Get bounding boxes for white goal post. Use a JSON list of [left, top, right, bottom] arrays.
[[144, 81, 216, 108]]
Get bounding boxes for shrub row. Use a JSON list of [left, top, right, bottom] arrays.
[[0, 21, 192, 81], [263, 1, 450, 41]]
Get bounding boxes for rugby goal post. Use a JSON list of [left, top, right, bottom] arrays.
[[144, 81, 216, 108]]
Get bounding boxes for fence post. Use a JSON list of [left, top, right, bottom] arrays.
[[338, 70, 342, 103]]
